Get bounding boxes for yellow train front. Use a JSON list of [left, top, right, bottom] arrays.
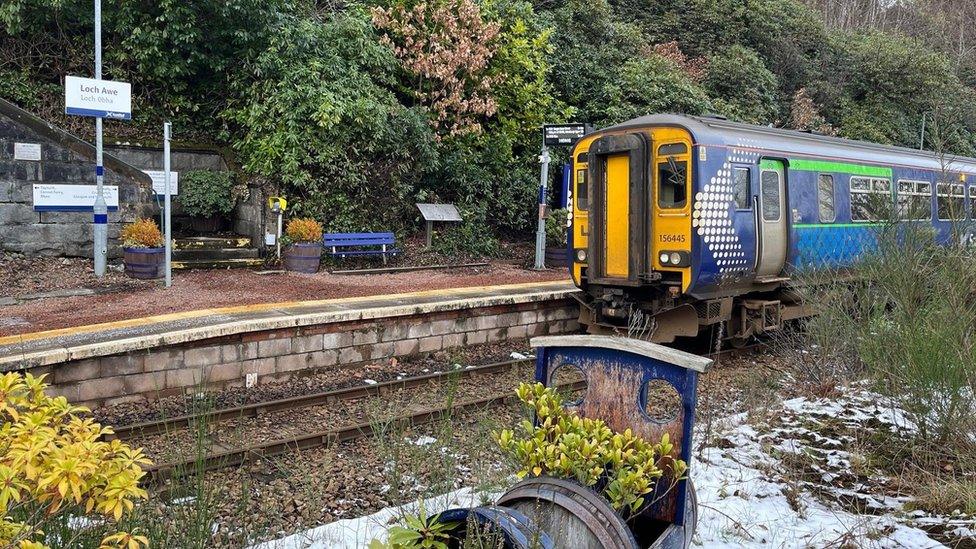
[[571, 116, 709, 343], [567, 114, 976, 343]]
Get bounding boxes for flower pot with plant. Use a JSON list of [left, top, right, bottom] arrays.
[[282, 217, 323, 273], [545, 208, 570, 267], [494, 382, 689, 547], [121, 218, 165, 279], [178, 170, 240, 233]]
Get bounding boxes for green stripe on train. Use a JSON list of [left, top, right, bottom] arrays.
[[758, 158, 892, 177], [793, 223, 884, 229]]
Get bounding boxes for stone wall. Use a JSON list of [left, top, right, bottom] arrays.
[[35, 298, 579, 409], [233, 180, 266, 247], [104, 145, 227, 173], [0, 99, 154, 258]]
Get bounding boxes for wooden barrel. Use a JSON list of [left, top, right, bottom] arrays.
[[496, 477, 639, 549], [123, 247, 164, 279], [435, 506, 555, 548], [283, 242, 321, 273]]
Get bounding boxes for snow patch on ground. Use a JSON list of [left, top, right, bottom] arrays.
[[250, 487, 497, 549], [692, 406, 941, 547]]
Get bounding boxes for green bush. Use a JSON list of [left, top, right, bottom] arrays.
[[431, 207, 500, 258], [545, 208, 569, 247], [703, 45, 779, 123], [222, 9, 436, 232], [178, 170, 237, 218]]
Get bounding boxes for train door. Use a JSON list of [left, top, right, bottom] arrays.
[[587, 133, 650, 283], [756, 160, 788, 278]]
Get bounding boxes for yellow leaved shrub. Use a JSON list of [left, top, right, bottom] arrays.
[[0, 373, 151, 548], [284, 217, 323, 243], [120, 219, 164, 249]]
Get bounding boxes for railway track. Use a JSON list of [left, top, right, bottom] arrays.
[[109, 357, 532, 440], [124, 344, 760, 482]]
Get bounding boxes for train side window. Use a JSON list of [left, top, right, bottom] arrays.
[[818, 174, 835, 222], [732, 168, 750, 209], [760, 170, 781, 221], [896, 180, 931, 220], [851, 176, 891, 221], [970, 185, 976, 219], [658, 158, 688, 209], [576, 169, 589, 210], [937, 182, 966, 220]]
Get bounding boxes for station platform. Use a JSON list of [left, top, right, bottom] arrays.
[[0, 280, 579, 372]]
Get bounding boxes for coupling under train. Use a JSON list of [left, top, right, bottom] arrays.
[[568, 114, 976, 343]]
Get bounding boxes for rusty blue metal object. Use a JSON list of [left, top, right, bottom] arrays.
[[530, 335, 711, 540], [431, 335, 710, 549], [435, 506, 555, 548]]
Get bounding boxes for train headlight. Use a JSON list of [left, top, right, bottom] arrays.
[[575, 249, 587, 262], [658, 251, 689, 267]]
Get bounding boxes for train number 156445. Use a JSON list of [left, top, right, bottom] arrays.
[[659, 234, 686, 243]]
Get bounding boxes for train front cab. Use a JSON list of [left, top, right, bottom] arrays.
[[570, 122, 803, 343], [570, 125, 699, 339]]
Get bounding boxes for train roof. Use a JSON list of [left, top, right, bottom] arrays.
[[602, 113, 976, 176]]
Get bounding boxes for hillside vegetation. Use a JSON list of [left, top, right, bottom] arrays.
[[2, 0, 974, 244]]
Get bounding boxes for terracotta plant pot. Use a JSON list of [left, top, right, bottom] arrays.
[[123, 247, 165, 279], [545, 246, 569, 268], [283, 242, 322, 273]]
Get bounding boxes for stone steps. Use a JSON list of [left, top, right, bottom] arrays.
[[172, 247, 260, 261], [172, 258, 265, 270]]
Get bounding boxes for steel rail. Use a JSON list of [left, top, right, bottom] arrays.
[[144, 386, 550, 482], [110, 358, 532, 440]]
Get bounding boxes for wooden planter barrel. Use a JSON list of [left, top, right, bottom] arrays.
[[485, 476, 698, 549], [496, 477, 639, 549], [283, 242, 322, 273], [545, 246, 569, 268], [123, 247, 165, 279]]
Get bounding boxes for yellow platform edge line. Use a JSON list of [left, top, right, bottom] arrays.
[[0, 280, 573, 347]]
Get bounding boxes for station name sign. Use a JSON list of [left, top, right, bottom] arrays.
[[543, 123, 587, 146], [64, 75, 132, 119]]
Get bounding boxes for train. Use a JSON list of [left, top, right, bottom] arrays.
[[568, 114, 976, 344]]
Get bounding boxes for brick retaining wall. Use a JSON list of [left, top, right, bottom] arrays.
[[36, 298, 579, 408]]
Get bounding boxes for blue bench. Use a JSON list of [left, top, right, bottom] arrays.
[[323, 232, 400, 265]]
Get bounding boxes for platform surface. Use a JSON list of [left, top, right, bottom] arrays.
[[0, 281, 578, 370]]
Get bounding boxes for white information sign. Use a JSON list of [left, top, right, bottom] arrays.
[[32, 184, 120, 211], [64, 75, 132, 119], [14, 143, 41, 161], [143, 170, 179, 196]]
